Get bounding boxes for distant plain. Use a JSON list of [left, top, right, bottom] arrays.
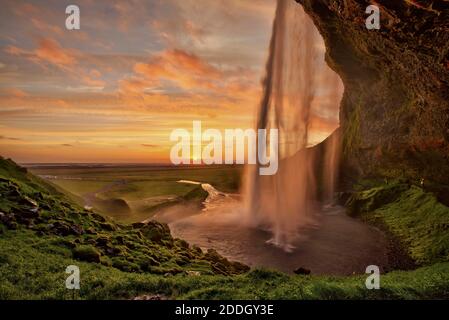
[[27, 164, 242, 223]]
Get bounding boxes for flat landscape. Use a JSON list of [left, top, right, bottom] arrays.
[[27, 164, 242, 223]]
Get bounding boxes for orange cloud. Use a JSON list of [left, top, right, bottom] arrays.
[[4, 38, 106, 89], [131, 49, 222, 90], [5, 38, 77, 69], [34, 38, 76, 67], [31, 18, 64, 37], [13, 3, 40, 17], [4, 45, 27, 56], [1, 88, 28, 98], [120, 48, 260, 100], [164, 49, 221, 77]]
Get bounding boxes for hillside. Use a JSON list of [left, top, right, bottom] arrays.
[[1, 156, 449, 299], [0, 157, 249, 277]]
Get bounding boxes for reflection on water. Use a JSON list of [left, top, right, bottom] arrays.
[[168, 182, 389, 275]]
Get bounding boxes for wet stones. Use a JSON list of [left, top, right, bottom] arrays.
[[294, 267, 311, 275]]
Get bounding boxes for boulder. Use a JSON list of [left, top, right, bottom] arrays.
[[294, 267, 311, 275], [140, 220, 172, 244], [72, 245, 101, 263], [51, 221, 84, 236]]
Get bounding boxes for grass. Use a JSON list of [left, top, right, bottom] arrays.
[[2, 157, 449, 300], [347, 181, 449, 265], [28, 165, 242, 223], [51, 180, 112, 196], [1, 230, 448, 300], [100, 181, 197, 201], [30, 165, 242, 194], [0, 158, 249, 280]]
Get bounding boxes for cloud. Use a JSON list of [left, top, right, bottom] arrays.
[[1, 0, 331, 164], [31, 18, 64, 37], [12, 2, 40, 17], [4, 39, 77, 69], [151, 18, 208, 46], [4, 45, 27, 56], [131, 49, 222, 89], [120, 48, 258, 100], [4, 38, 105, 88], [1, 88, 28, 98], [34, 38, 76, 67], [0, 135, 22, 141]]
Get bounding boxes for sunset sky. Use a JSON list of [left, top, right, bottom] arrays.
[[0, 0, 340, 163]]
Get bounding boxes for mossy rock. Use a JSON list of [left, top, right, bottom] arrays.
[[72, 245, 101, 263], [346, 183, 409, 216], [140, 220, 172, 244], [139, 257, 161, 271], [191, 245, 203, 256], [175, 238, 189, 249], [99, 222, 117, 231], [111, 258, 140, 273]]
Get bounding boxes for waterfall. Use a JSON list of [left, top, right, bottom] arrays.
[[243, 0, 343, 252]]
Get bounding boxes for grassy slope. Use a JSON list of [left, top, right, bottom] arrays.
[[1, 158, 449, 299], [0, 158, 248, 280], [347, 181, 449, 265]]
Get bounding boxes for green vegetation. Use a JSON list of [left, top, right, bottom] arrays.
[[1, 231, 448, 300], [51, 180, 112, 196], [31, 165, 242, 194], [30, 165, 242, 223], [1, 157, 449, 300], [0, 158, 248, 279], [347, 181, 449, 265]]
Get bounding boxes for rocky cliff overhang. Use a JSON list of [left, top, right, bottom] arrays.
[[296, 0, 449, 186]]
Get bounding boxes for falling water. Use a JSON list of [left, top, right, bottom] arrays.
[[243, 0, 343, 252]]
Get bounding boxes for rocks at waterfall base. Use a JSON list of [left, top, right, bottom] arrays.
[[294, 267, 312, 275]]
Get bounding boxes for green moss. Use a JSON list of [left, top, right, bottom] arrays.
[[73, 245, 101, 263], [348, 183, 449, 265], [346, 182, 409, 216]]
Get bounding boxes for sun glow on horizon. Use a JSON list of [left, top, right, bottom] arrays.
[[0, 0, 339, 163]]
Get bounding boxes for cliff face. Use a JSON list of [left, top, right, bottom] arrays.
[[297, 0, 449, 187]]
